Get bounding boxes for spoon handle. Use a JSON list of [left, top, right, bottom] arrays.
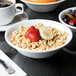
[[0, 59, 15, 74]]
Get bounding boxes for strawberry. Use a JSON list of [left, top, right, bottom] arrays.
[[25, 26, 35, 37], [75, 13, 76, 17], [24, 26, 40, 42], [68, 18, 76, 25], [27, 29, 40, 42]]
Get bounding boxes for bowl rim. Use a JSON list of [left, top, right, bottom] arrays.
[[59, 7, 76, 29], [5, 19, 73, 53], [21, 0, 65, 5]]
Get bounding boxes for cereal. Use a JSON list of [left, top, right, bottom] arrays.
[[9, 23, 68, 51]]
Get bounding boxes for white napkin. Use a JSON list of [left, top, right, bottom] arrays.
[[0, 49, 27, 76]]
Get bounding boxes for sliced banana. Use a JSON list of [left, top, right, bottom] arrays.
[[65, 12, 75, 19], [39, 26, 54, 40]]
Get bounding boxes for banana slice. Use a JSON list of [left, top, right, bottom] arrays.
[[39, 26, 54, 40], [64, 12, 75, 19]]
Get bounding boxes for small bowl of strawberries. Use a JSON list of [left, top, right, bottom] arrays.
[[59, 7, 76, 32]]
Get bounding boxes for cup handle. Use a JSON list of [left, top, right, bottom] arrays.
[[15, 3, 24, 16]]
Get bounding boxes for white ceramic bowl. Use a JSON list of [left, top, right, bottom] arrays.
[[5, 19, 73, 59], [21, 0, 65, 12], [59, 7, 76, 32]]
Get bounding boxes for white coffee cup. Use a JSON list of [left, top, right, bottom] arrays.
[[0, 0, 24, 25]]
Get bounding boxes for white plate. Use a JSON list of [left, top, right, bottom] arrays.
[[0, 9, 28, 32]]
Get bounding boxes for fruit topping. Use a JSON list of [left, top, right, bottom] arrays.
[[64, 12, 74, 19], [68, 9, 75, 16], [70, 23, 76, 26], [62, 15, 68, 19], [68, 18, 76, 26], [27, 29, 40, 42], [74, 13, 76, 17], [39, 26, 54, 40], [25, 26, 35, 37], [63, 18, 70, 23], [25, 26, 40, 42], [62, 9, 76, 27]]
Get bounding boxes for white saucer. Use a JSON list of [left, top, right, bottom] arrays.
[[0, 9, 28, 32]]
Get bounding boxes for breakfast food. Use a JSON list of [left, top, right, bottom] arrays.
[[25, 26, 40, 42], [10, 23, 68, 51], [62, 9, 76, 27], [29, 0, 56, 3], [39, 26, 54, 40]]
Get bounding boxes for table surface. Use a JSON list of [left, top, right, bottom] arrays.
[[0, 0, 76, 76]]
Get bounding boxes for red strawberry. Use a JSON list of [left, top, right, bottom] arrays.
[[27, 29, 40, 42], [75, 13, 76, 17], [25, 26, 35, 37], [68, 18, 76, 25], [74, 9, 76, 11]]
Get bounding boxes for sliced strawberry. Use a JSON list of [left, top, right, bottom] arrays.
[[25, 26, 35, 37]]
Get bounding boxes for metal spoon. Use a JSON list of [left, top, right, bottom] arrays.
[[0, 59, 15, 74]]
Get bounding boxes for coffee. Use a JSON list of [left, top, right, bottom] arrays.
[[0, 1, 13, 7]]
